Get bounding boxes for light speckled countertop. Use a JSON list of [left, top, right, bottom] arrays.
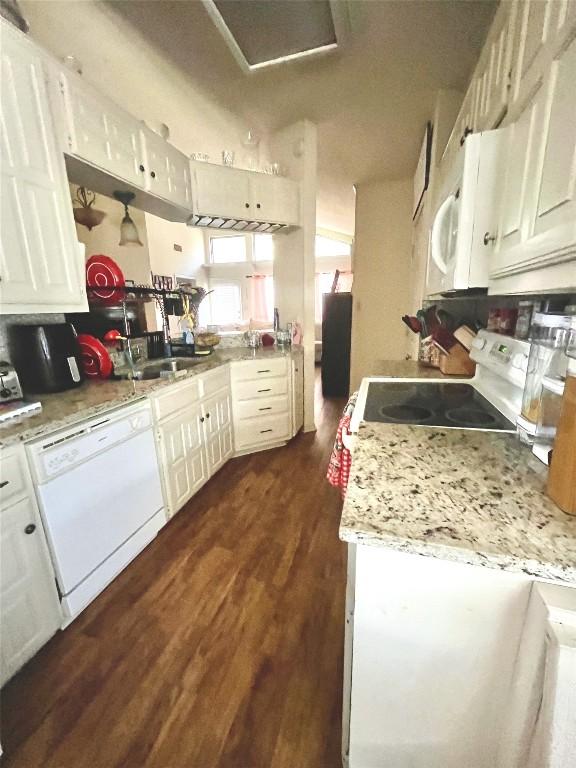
[[0, 346, 302, 447], [340, 423, 576, 584], [372, 359, 470, 379]]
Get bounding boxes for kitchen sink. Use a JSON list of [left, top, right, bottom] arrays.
[[120, 357, 207, 380]]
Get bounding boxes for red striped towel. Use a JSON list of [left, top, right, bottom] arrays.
[[327, 392, 358, 499]]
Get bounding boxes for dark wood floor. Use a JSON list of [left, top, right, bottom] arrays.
[[2, 374, 347, 768]]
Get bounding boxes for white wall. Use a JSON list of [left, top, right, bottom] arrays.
[[350, 177, 413, 391]]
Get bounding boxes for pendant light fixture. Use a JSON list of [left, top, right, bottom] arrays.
[[72, 186, 106, 231], [113, 191, 143, 247]]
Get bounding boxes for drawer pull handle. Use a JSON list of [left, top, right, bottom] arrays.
[[258, 388, 271, 393], [0, 480, 9, 489], [257, 369, 271, 373], [260, 429, 273, 434], [259, 407, 272, 411]]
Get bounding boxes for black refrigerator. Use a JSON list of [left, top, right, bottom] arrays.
[[321, 292, 352, 397]]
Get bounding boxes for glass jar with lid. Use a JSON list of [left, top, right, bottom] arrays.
[[519, 313, 573, 430]]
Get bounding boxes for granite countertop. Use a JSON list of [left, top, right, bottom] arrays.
[[0, 345, 302, 447], [372, 359, 470, 379], [340, 423, 576, 584]]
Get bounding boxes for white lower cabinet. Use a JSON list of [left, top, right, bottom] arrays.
[[0, 446, 62, 686], [156, 402, 208, 516], [153, 367, 233, 518], [231, 357, 292, 453], [291, 355, 304, 436]]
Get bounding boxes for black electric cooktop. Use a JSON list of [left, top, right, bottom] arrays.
[[363, 382, 515, 431]]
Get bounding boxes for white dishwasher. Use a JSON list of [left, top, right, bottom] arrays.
[[27, 401, 165, 623]]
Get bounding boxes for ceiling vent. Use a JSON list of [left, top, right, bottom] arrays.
[[202, 0, 348, 71]]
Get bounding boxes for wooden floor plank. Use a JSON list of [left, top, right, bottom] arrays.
[[1, 376, 347, 768]]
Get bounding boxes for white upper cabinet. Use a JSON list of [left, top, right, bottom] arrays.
[[0, 21, 87, 313], [442, 3, 516, 167], [250, 173, 300, 226], [141, 128, 192, 210], [475, 3, 517, 130], [191, 161, 301, 228], [489, 4, 576, 291], [192, 162, 252, 220], [56, 69, 145, 188], [51, 67, 192, 211]]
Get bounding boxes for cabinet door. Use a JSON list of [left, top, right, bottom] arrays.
[[192, 162, 251, 220], [158, 403, 208, 517], [442, 79, 479, 167], [1, 495, 62, 685], [492, 81, 546, 264], [491, 33, 576, 284], [141, 129, 192, 209], [250, 175, 300, 225], [530, 35, 576, 240], [475, 2, 516, 131], [60, 72, 143, 188], [202, 389, 232, 475], [0, 25, 86, 312], [292, 357, 304, 436]]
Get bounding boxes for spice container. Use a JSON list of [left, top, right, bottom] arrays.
[[499, 308, 518, 336], [519, 313, 572, 430], [515, 300, 539, 340], [536, 376, 565, 441]]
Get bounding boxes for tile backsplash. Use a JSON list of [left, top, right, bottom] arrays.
[[0, 314, 66, 362]]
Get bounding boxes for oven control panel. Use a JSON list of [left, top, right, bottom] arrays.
[[470, 330, 530, 384]]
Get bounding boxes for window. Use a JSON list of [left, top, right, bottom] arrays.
[[315, 234, 352, 258], [210, 235, 247, 263], [209, 233, 274, 264], [207, 282, 243, 325], [253, 233, 274, 262]]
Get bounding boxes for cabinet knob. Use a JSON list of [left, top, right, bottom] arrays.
[[256, 203, 261, 209], [483, 231, 496, 246], [139, 164, 145, 172], [460, 127, 473, 146], [150, 171, 156, 179], [245, 202, 250, 208], [24, 523, 36, 535], [206, 412, 211, 419], [200, 417, 205, 423]]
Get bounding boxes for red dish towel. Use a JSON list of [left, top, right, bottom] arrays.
[[327, 392, 358, 499]]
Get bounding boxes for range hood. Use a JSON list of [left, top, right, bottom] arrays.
[[187, 214, 289, 233]]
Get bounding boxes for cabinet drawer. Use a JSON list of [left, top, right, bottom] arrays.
[[0, 451, 27, 507], [234, 413, 290, 449], [152, 378, 201, 422], [234, 394, 289, 420], [200, 366, 229, 398], [231, 357, 287, 382], [233, 376, 288, 401]]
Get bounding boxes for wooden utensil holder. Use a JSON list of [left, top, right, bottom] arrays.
[[438, 343, 476, 376]]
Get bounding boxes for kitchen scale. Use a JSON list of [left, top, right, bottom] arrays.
[[351, 330, 530, 436]]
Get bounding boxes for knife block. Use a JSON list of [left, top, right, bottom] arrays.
[[547, 373, 576, 515], [438, 343, 476, 377]]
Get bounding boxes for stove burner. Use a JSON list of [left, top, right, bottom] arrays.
[[445, 407, 498, 427], [379, 404, 434, 424]]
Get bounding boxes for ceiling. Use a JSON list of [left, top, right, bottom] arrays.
[[108, 0, 497, 235]]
